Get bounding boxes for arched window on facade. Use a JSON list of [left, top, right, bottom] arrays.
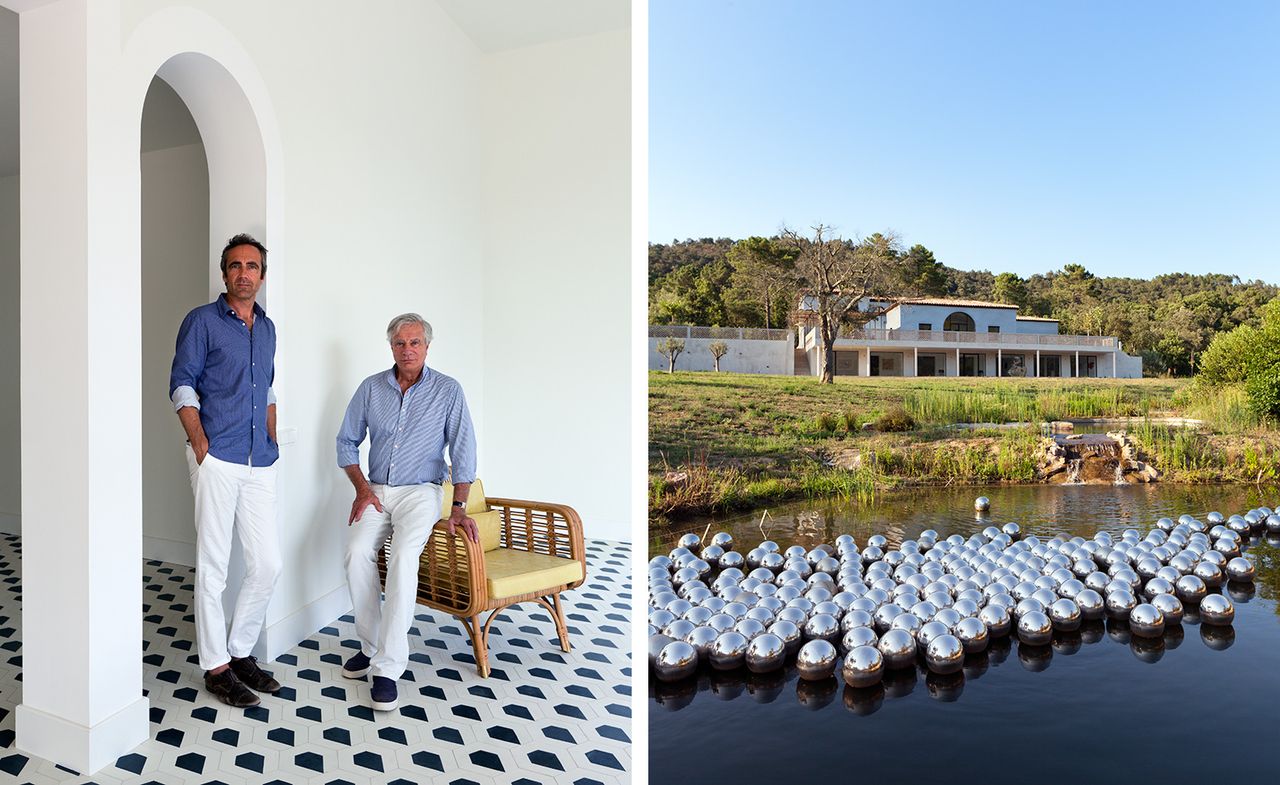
[[943, 311, 975, 332]]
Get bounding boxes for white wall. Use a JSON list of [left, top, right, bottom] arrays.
[[139, 140, 208, 562], [481, 28, 630, 542], [648, 336, 792, 374], [0, 174, 17, 533]]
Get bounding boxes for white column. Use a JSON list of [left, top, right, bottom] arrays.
[[997, 348, 1002, 377], [911, 346, 918, 377], [1112, 351, 1117, 378], [955, 347, 960, 377], [1074, 350, 1079, 377], [1035, 349, 1040, 377], [16, 1, 149, 773]]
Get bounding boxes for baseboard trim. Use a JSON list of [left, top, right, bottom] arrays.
[[16, 696, 150, 775], [253, 583, 353, 662], [142, 535, 197, 568]]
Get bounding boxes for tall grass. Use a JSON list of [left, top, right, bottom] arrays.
[[1185, 385, 1264, 434], [904, 385, 1159, 425]]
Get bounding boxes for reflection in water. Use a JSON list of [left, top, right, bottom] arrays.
[[652, 489, 1280, 782]]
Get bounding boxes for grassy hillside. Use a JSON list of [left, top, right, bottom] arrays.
[[649, 372, 1279, 519]]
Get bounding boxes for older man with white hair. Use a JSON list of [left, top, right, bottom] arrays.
[[336, 313, 477, 711]]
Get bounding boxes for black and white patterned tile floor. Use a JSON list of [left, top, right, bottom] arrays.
[[0, 535, 631, 784]]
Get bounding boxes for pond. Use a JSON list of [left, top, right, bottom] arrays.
[[649, 484, 1280, 781]]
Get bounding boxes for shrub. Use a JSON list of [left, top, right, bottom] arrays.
[[841, 410, 860, 432], [814, 411, 839, 432], [875, 406, 915, 432]]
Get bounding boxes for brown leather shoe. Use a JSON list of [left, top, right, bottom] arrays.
[[229, 656, 281, 694], [204, 667, 260, 708]]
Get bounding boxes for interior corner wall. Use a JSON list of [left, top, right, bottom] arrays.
[[481, 28, 631, 543], [0, 174, 18, 534], [140, 141, 209, 564]]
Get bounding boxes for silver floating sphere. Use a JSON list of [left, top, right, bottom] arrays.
[[796, 639, 839, 681], [1075, 589, 1106, 621], [1048, 598, 1082, 631], [1016, 610, 1053, 646], [1225, 557, 1255, 583], [759, 540, 780, 553], [677, 533, 701, 551], [842, 645, 885, 688], [925, 634, 965, 674], [841, 625, 879, 654], [1129, 603, 1165, 638], [1105, 590, 1137, 620], [1143, 577, 1174, 600], [706, 613, 736, 634], [873, 603, 904, 633], [733, 618, 766, 641], [1002, 522, 1021, 540], [1266, 514, 1280, 534], [649, 634, 674, 667], [841, 609, 875, 632], [685, 625, 720, 659], [745, 633, 787, 673], [953, 616, 990, 653], [974, 496, 991, 512], [1199, 594, 1235, 626], [1175, 574, 1208, 604], [978, 604, 1012, 637], [683, 606, 714, 625], [917, 620, 951, 649], [784, 545, 807, 561], [654, 640, 698, 682], [699, 544, 725, 563], [803, 613, 841, 644], [711, 532, 734, 549], [709, 631, 750, 670], [718, 551, 745, 570], [768, 619, 803, 655], [877, 628, 917, 670], [1151, 593, 1184, 625], [890, 612, 924, 636], [663, 619, 696, 641], [760, 552, 786, 572]]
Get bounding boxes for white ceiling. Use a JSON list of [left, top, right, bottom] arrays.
[[0, 1, 631, 177], [436, 0, 628, 54]]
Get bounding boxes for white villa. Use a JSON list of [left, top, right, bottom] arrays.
[[650, 296, 1143, 378], [799, 297, 1143, 378]]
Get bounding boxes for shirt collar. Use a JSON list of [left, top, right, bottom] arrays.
[[216, 293, 266, 319], [385, 365, 431, 390]]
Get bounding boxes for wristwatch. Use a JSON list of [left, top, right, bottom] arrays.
[[452, 500, 466, 509]]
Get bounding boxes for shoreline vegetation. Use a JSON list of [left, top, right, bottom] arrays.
[[649, 373, 1280, 521]]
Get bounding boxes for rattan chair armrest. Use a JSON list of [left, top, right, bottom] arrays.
[[485, 497, 586, 590], [419, 518, 487, 615]]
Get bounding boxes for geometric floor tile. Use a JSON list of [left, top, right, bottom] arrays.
[[0, 534, 631, 784]]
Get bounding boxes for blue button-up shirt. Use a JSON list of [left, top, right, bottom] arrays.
[[336, 366, 476, 486], [169, 295, 279, 467]]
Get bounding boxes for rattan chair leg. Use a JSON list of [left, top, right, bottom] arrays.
[[462, 614, 491, 678], [549, 593, 572, 652]]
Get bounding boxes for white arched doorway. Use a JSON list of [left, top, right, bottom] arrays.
[[14, 3, 284, 772]]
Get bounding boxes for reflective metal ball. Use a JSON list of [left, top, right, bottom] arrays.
[[925, 634, 965, 674], [796, 639, 839, 681], [1175, 574, 1208, 604], [975, 496, 991, 512], [768, 620, 803, 655], [877, 628, 917, 669], [1016, 610, 1053, 646], [709, 631, 750, 670], [978, 603, 1012, 637], [1199, 593, 1235, 626], [1129, 603, 1165, 638], [841, 625, 879, 654], [1048, 598, 1082, 631], [1151, 592, 1184, 625], [1105, 590, 1137, 620], [842, 645, 885, 688], [654, 641, 698, 682], [1075, 589, 1106, 621], [803, 613, 841, 643], [677, 533, 701, 551], [1225, 557, 1255, 583], [649, 634, 674, 667], [745, 633, 787, 673], [953, 616, 990, 653]]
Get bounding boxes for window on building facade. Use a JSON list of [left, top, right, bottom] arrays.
[[919, 323, 932, 331], [988, 326, 1000, 333], [943, 312, 975, 332]]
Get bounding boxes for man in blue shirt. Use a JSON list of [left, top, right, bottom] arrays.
[[170, 233, 283, 708], [336, 313, 477, 711]]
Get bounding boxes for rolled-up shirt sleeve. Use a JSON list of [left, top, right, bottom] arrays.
[[444, 387, 477, 484], [336, 381, 369, 468], [268, 386, 277, 406], [169, 311, 207, 411]]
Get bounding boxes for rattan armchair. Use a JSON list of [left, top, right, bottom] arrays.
[[379, 481, 586, 678]]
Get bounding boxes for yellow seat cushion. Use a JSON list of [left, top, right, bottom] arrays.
[[484, 547, 584, 599]]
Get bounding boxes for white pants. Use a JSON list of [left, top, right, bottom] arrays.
[[344, 482, 443, 680], [186, 446, 282, 671]]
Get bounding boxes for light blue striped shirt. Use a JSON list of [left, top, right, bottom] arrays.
[[336, 366, 477, 486]]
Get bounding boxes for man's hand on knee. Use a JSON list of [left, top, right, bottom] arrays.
[[349, 488, 383, 525]]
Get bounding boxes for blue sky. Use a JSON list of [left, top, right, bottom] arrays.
[[649, 0, 1280, 284]]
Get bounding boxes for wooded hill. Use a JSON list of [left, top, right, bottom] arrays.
[[649, 236, 1278, 376]]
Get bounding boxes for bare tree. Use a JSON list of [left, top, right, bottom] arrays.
[[784, 224, 902, 383], [708, 340, 729, 372], [655, 337, 685, 373]]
